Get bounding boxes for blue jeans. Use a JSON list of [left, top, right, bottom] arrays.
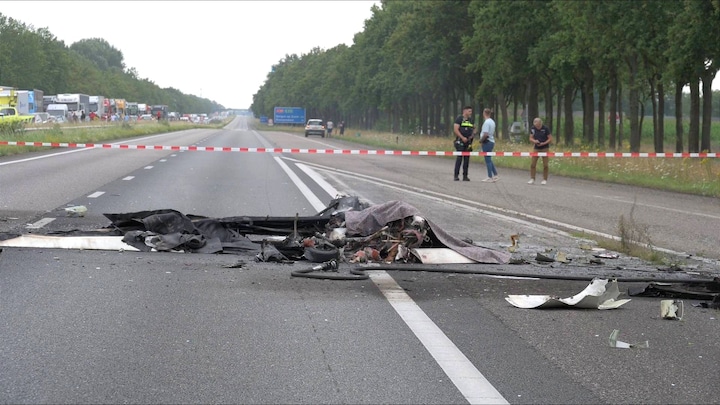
[[482, 141, 497, 178]]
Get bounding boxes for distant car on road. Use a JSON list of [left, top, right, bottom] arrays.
[[139, 114, 154, 121], [305, 119, 325, 137]]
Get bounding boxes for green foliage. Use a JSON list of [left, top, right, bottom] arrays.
[[250, 0, 719, 153], [0, 13, 224, 114]]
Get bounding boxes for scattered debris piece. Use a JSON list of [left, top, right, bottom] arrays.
[[64, 205, 87, 217], [609, 329, 649, 349], [555, 251, 570, 263], [410, 248, 477, 264], [660, 299, 684, 320], [508, 234, 519, 253], [535, 252, 555, 263], [505, 278, 631, 310], [658, 264, 683, 272], [691, 295, 720, 310], [627, 279, 720, 300], [594, 252, 619, 259]]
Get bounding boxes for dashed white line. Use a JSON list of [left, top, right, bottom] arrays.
[[122, 176, 135, 181], [87, 191, 105, 198], [144, 166, 153, 169], [25, 217, 56, 229]]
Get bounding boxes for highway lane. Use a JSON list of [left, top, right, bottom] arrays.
[[0, 116, 718, 404]]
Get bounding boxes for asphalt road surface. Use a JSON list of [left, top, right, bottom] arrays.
[[1, 116, 718, 404]]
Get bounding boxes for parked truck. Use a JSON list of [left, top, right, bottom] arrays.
[[43, 95, 57, 112], [0, 87, 35, 124], [54, 93, 90, 115], [89, 96, 106, 117], [1, 89, 44, 115], [151, 105, 169, 120], [126, 102, 139, 117]]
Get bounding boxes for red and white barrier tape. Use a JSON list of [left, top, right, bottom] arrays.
[[1, 140, 718, 158]]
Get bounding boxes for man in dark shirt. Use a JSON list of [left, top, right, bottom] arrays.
[[453, 106, 475, 181], [528, 117, 553, 185]]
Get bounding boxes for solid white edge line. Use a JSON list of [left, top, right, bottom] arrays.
[[370, 271, 509, 405]]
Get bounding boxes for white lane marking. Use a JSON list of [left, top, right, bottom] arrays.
[[273, 157, 326, 212], [0, 146, 92, 166], [87, 191, 105, 198], [159, 159, 167, 162], [25, 217, 56, 229], [288, 162, 506, 403], [295, 163, 340, 198], [122, 176, 135, 181], [370, 271, 508, 405], [144, 166, 153, 170]]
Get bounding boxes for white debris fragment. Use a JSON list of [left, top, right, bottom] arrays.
[[505, 278, 631, 310], [64, 205, 87, 217], [609, 329, 649, 349]]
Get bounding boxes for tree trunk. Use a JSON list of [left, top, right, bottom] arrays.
[[656, 81, 665, 153], [544, 76, 554, 132], [649, 77, 659, 152], [563, 84, 574, 146], [701, 69, 715, 152], [627, 55, 641, 153], [598, 86, 607, 148], [556, 82, 562, 142], [527, 75, 539, 130], [609, 72, 618, 151], [688, 77, 700, 153], [501, 93, 510, 140], [618, 81, 623, 149], [674, 81, 684, 153], [582, 67, 595, 144]]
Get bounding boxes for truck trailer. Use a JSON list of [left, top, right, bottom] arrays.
[[55, 93, 90, 114], [89, 96, 106, 116]]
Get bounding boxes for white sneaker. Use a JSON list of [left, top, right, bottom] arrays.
[[482, 178, 494, 182], [541, 180, 547, 185], [493, 176, 500, 181], [527, 179, 535, 184]]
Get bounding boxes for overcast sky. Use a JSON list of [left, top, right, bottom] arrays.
[[1, 1, 379, 109]]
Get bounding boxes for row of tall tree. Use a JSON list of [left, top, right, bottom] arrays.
[[251, 0, 720, 152], [0, 14, 223, 115]]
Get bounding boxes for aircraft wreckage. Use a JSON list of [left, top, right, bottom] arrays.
[[2, 195, 718, 289]]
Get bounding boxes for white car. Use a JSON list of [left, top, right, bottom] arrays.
[[304, 119, 325, 137]]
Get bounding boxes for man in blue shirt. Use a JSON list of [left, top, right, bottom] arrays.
[[480, 108, 498, 182]]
